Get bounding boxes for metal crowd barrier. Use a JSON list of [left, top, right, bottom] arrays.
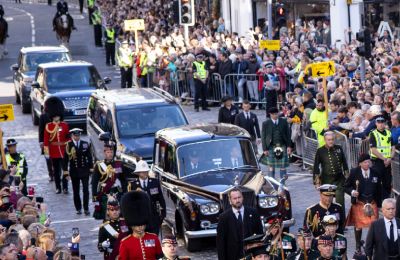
[[392, 150, 400, 195]]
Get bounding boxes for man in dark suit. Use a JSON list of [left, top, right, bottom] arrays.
[[345, 153, 381, 252], [261, 107, 292, 179], [365, 198, 400, 260], [216, 187, 263, 260], [63, 128, 93, 215], [234, 100, 261, 154], [127, 160, 166, 235]]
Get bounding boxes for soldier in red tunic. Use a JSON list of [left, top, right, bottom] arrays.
[[43, 96, 70, 194], [119, 191, 163, 260]]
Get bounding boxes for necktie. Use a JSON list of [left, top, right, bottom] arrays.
[[142, 180, 147, 190], [246, 113, 250, 120], [238, 211, 243, 238], [238, 211, 243, 224], [390, 220, 394, 242]]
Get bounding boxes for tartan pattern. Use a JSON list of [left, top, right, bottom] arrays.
[[260, 147, 289, 168]]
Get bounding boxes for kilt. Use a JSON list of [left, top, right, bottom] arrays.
[[260, 147, 289, 168], [346, 201, 378, 229]]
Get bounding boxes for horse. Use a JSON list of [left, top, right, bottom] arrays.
[[0, 18, 7, 59], [55, 14, 72, 46]]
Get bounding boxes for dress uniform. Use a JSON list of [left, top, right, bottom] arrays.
[[160, 235, 191, 260], [369, 116, 393, 200], [316, 235, 341, 260], [287, 228, 320, 260], [92, 141, 126, 220], [345, 153, 380, 251], [104, 24, 116, 66], [116, 41, 134, 88], [43, 97, 69, 194], [304, 185, 345, 238], [5, 139, 28, 195], [218, 96, 239, 124], [98, 198, 129, 260], [312, 215, 347, 259], [119, 191, 163, 260], [192, 53, 209, 112], [91, 6, 102, 47], [128, 160, 166, 235], [241, 234, 269, 260], [265, 218, 297, 260], [63, 128, 93, 215], [313, 132, 349, 214]]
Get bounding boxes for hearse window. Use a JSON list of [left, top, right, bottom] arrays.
[[158, 141, 177, 176]]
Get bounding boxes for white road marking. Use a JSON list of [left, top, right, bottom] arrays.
[[52, 217, 95, 224], [5, 17, 14, 21], [9, 7, 36, 46]]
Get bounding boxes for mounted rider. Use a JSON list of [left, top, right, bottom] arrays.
[[0, 4, 9, 39], [52, 0, 76, 31]]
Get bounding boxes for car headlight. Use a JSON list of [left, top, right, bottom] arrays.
[[200, 202, 220, 215], [258, 196, 278, 208]]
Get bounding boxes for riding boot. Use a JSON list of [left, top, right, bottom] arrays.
[[67, 15, 76, 29], [354, 228, 362, 251]]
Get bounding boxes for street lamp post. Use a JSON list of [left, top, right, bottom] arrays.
[[267, 0, 272, 40]]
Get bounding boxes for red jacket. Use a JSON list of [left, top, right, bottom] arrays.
[[119, 232, 162, 260], [43, 121, 69, 159]]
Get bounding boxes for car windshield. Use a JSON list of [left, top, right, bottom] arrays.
[[177, 139, 258, 177], [45, 66, 100, 92], [116, 105, 187, 138], [22, 52, 70, 72]]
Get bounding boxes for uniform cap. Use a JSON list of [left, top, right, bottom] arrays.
[[107, 195, 119, 210], [243, 234, 265, 247], [318, 235, 333, 246], [268, 107, 279, 114], [44, 96, 65, 120], [322, 214, 338, 226], [195, 53, 204, 58], [69, 128, 83, 135], [247, 244, 270, 257], [134, 160, 150, 173], [221, 95, 233, 103], [375, 116, 385, 122], [318, 184, 337, 196], [358, 153, 371, 164], [264, 62, 273, 68], [120, 191, 151, 227], [6, 139, 17, 146], [297, 227, 312, 237], [161, 235, 178, 245]]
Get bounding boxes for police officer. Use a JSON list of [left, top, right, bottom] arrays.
[[98, 197, 128, 260], [87, 0, 95, 24], [304, 184, 345, 238], [317, 235, 341, 260], [63, 128, 93, 215], [52, 0, 76, 31], [369, 116, 394, 200], [91, 6, 102, 47], [116, 40, 134, 88], [128, 160, 166, 235], [5, 139, 27, 195], [104, 23, 116, 66], [160, 235, 191, 260], [345, 153, 380, 252], [265, 217, 297, 260], [192, 53, 210, 112], [287, 228, 320, 260], [313, 215, 347, 259], [0, 5, 8, 39], [313, 131, 349, 215], [92, 140, 126, 220], [119, 191, 163, 260]]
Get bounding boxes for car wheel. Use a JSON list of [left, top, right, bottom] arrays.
[[181, 221, 201, 252], [21, 102, 31, 114], [31, 105, 39, 125], [15, 90, 21, 104]]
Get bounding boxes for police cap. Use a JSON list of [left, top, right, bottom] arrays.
[[6, 139, 17, 146]]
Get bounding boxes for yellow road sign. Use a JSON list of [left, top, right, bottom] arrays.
[[310, 61, 335, 78], [259, 40, 281, 51], [124, 19, 145, 31], [0, 104, 15, 122]]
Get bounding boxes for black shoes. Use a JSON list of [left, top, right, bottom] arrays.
[[76, 210, 82, 215], [203, 108, 210, 111], [63, 189, 69, 194], [56, 189, 61, 194], [84, 210, 90, 216]]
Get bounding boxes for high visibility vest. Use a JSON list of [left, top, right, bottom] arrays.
[[106, 28, 115, 43], [370, 129, 392, 159], [5, 153, 25, 177], [87, 0, 94, 8], [91, 11, 101, 25], [139, 54, 148, 76], [193, 61, 207, 80], [117, 47, 133, 68]]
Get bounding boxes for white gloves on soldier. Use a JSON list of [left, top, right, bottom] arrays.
[[101, 240, 110, 249]]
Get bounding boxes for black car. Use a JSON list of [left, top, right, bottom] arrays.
[[152, 123, 295, 252], [87, 87, 189, 166], [30, 61, 110, 129], [11, 46, 71, 113]]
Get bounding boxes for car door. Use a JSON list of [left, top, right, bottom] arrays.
[[13, 53, 23, 95], [87, 97, 109, 160], [31, 68, 46, 116]]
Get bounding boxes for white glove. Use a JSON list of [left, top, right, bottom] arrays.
[[101, 240, 110, 249]]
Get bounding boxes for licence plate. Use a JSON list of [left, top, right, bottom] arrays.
[[74, 109, 87, 115]]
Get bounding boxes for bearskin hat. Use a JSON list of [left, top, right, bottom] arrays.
[[121, 191, 151, 227], [44, 96, 65, 120]]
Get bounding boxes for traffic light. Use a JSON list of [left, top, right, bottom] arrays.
[[179, 0, 195, 26], [356, 29, 372, 58]]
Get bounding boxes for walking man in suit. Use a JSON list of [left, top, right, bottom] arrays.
[[63, 128, 93, 215], [366, 198, 400, 260], [261, 107, 292, 179], [216, 187, 263, 260], [345, 153, 381, 252], [234, 100, 261, 154]]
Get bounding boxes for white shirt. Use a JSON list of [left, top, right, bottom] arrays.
[[191, 162, 198, 170], [362, 169, 370, 179], [231, 158, 239, 167], [74, 141, 80, 147], [272, 119, 279, 125], [384, 217, 398, 241], [233, 206, 244, 220], [245, 112, 250, 119], [140, 178, 148, 189]]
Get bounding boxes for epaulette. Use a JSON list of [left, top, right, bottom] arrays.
[[121, 234, 132, 242], [306, 203, 319, 210], [332, 202, 342, 207], [100, 221, 110, 227], [283, 232, 295, 238]]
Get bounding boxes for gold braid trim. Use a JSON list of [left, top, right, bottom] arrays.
[[97, 163, 116, 183], [139, 237, 146, 260], [45, 122, 60, 142], [65, 144, 76, 160]]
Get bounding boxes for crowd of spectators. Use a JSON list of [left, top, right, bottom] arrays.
[[0, 168, 80, 260]]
